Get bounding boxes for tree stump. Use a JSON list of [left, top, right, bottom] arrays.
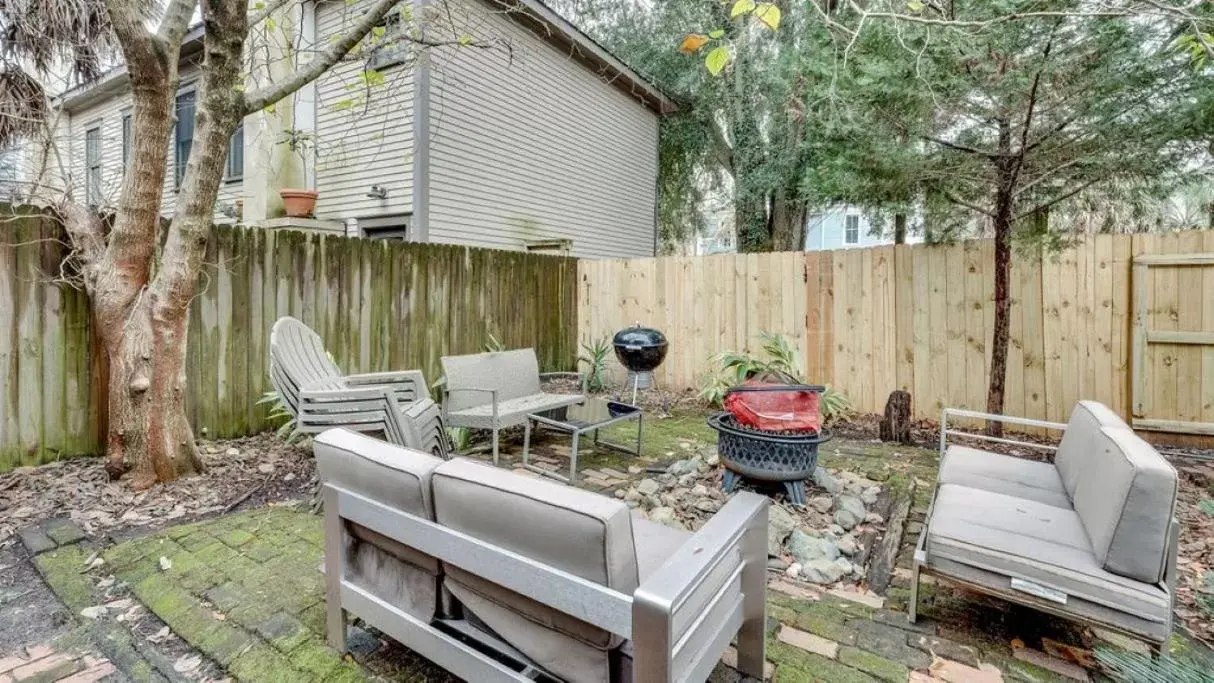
[[879, 390, 912, 444]]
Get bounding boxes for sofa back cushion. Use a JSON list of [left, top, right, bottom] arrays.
[[440, 349, 542, 411], [432, 457, 638, 666], [1055, 401, 1129, 499], [1071, 427, 1177, 584]]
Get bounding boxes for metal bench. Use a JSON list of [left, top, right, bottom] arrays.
[[440, 348, 583, 464]]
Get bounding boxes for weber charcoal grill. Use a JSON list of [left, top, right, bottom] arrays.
[[612, 324, 668, 403]]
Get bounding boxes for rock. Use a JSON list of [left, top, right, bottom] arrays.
[[225, 447, 240, 458], [808, 496, 834, 514], [785, 562, 802, 579], [649, 507, 686, 531], [705, 451, 720, 467], [861, 486, 881, 506], [627, 466, 643, 475], [768, 505, 799, 556], [865, 512, 885, 524], [645, 495, 663, 509], [833, 557, 854, 576], [837, 535, 858, 556], [768, 557, 790, 571], [834, 495, 866, 530], [812, 468, 842, 494], [283, 472, 296, 482], [624, 488, 643, 503], [657, 473, 676, 487], [835, 509, 862, 531], [788, 530, 840, 565], [625, 500, 639, 509], [667, 459, 694, 476], [660, 493, 681, 508], [81, 605, 107, 619], [615, 489, 626, 499], [800, 558, 848, 584], [694, 498, 721, 514], [637, 479, 660, 496], [677, 472, 699, 488], [826, 524, 846, 537], [690, 484, 709, 497], [257, 463, 275, 474]]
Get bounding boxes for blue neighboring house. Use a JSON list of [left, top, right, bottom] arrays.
[[805, 205, 921, 251]]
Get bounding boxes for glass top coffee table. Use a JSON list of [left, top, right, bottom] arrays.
[[521, 398, 643, 485]]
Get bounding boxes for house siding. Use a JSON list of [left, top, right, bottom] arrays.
[[61, 61, 244, 223], [313, 0, 414, 221], [424, 0, 659, 258], [805, 206, 922, 251]]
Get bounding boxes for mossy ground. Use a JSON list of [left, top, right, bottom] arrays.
[[31, 414, 1212, 682]]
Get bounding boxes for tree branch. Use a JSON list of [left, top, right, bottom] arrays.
[[1013, 178, 1103, 220], [243, 0, 400, 114], [157, 0, 197, 45], [249, 0, 297, 28], [938, 188, 994, 217], [922, 134, 1000, 158]]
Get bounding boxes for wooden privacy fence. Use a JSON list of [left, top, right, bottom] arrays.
[[1, 214, 577, 471], [578, 231, 1214, 432]]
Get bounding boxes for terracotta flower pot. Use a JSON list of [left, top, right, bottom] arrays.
[[280, 188, 319, 218]]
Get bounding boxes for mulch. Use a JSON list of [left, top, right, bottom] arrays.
[[0, 434, 317, 547]]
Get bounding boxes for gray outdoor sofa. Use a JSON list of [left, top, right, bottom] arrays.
[[316, 428, 769, 682], [911, 401, 1179, 651], [441, 348, 584, 464]]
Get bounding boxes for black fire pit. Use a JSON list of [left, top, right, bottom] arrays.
[[613, 324, 668, 398], [708, 384, 832, 506]]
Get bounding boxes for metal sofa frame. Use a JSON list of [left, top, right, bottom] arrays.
[[322, 483, 770, 683]]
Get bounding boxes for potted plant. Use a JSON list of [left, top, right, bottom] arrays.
[[278, 128, 318, 217]]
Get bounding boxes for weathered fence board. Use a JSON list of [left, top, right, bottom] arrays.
[[578, 231, 1214, 432], [0, 217, 577, 470]]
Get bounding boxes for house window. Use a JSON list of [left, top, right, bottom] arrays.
[[85, 126, 102, 205], [121, 112, 132, 171], [225, 123, 244, 181], [844, 215, 860, 245], [368, 10, 408, 69], [174, 90, 196, 188]]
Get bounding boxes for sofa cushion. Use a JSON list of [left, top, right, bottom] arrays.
[[314, 429, 445, 619], [1071, 427, 1177, 584], [1055, 401, 1129, 499], [939, 445, 1070, 509], [631, 512, 691, 581], [433, 458, 638, 682], [926, 484, 1170, 624]]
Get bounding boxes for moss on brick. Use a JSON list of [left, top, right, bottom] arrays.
[[288, 639, 344, 679], [769, 599, 858, 646], [219, 529, 255, 548], [767, 639, 877, 683], [229, 643, 305, 683], [838, 647, 910, 683], [34, 544, 98, 613]]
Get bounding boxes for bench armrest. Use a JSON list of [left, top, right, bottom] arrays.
[[939, 408, 1068, 457], [442, 387, 498, 424], [631, 492, 769, 683]]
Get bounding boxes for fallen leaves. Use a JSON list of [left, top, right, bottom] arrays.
[[679, 33, 709, 54], [0, 433, 316, 543], [173, 654, 202, 674]]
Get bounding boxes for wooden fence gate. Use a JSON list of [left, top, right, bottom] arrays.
[[1131, 253, 1214, 435]]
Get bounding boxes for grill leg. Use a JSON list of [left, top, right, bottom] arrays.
[[722, 469, 742, 493], [784, 480, 807, 506]]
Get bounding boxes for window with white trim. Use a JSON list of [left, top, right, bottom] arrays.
[[844, 215, 860, 245]]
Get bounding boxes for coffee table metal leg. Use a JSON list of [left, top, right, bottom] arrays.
[[522, 418, 533, 468], [570, 431, 581, 485]]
